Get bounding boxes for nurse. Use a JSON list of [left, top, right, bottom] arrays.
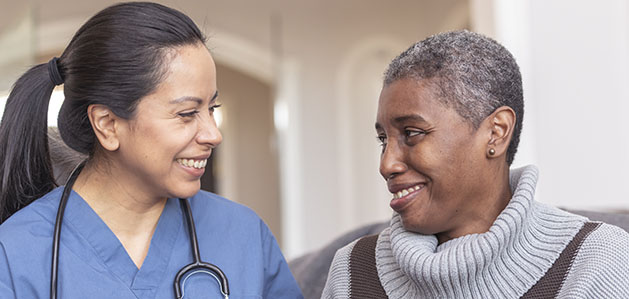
[[0, 2, 303, 298]]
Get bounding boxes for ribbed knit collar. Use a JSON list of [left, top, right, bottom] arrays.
[[375, 165, 587, 298]]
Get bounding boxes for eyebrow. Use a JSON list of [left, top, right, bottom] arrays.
[[169, 90, 219, 104], [169, 96, 202, 105], [375, 114, 427, 131], [393, 114, 427, 124]]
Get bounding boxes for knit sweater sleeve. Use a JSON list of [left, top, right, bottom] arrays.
[[321, 240, 358, 299], [558, 223, 629, 298]]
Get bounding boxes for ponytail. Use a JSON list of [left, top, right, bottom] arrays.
[[0, 1, 208, 223], [0, 62, 60, 223]]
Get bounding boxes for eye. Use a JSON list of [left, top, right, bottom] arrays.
[[209, 104, 222, 113], [376, 134, 387, 148], [405, 128, 426, 139], [178, 110, 199, 118]]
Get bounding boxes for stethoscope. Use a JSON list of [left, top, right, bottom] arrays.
[[50, 160, 230, 299]]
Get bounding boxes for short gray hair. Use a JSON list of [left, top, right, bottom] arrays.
[[384, 30, 523, 165]]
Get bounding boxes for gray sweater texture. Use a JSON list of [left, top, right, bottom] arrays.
[[322, 166, 629, 298]]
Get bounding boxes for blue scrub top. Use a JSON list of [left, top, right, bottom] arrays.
[[0, 187, 303, 298]]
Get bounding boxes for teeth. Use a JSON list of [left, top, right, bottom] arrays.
[[177, 158, 208, 169], [392, 184, 423, 200]]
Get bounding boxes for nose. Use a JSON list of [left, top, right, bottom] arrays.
[[197, 111, 223, 148], [379, 140, 407, 181]]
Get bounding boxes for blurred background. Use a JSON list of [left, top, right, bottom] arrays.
[[0, 0, 628, 259]]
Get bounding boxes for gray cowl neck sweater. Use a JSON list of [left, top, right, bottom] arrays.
[[375, 165, 584, 298], [323, 165, 629, 299]]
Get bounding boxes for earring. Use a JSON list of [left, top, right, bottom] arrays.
[[488, 148, 496, 156]]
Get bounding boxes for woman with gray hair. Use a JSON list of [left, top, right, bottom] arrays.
[[323, 30, 629, 298]]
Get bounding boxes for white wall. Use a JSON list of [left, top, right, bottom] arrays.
[[335, 39, 405, 233], [0, 6, 35, 92], [13, 0, 625, 261], [276, 1, 470, 258], [471, 0, 629, 211], [0, 0, 470, 259]]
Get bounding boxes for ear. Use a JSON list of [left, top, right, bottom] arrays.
[[87, 104, 121, 152], [485, 106, 516, 160]]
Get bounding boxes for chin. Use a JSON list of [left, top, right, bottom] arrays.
[[169, 182, 201, 199], [400, 215, 437, 235]]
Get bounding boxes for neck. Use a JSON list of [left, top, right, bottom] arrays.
[[72, 158, 166, 268], [436, 162, 512, 244]]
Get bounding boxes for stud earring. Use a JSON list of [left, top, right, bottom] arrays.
[[488, 148, 496, 156]]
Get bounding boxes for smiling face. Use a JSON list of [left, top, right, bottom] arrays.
[[376, 78, 494, 239], [113, 44, 222, 200]]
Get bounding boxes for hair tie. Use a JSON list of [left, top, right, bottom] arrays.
[[48, 57, 64, 86]]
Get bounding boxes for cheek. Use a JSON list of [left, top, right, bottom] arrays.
[[142, 122, 196, 147], [439, 131, 480, 164], [411, 135, 475, 193], [437, 137, 484, 194], [409, 136, 458, 173]]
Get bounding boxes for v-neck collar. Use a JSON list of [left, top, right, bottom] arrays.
[[62, 191, 183, 293]]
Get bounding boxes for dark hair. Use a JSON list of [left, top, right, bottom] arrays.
[[0, 2, 206, 222], [384, 30, 524, 165], [48, 127, 87, 185]]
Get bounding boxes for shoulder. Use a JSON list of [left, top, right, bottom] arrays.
[[577, 223, 629, 264], [291, 222, 387, 299], [0, 187, 62, 288], [0, 187, 62, 243], [322, 238, 360, 299], [577, 223, 629, 260], [189, 190, 260, 222], [187, 190, 272, 240], [558, 223, 629, 297]]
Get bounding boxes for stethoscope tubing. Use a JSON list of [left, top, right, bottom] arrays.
[[49, 160, 229, 298], [51, 160, 86, 299], [174, 198, 229, 298]]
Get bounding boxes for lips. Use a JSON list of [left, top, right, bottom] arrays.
[[176, 156, 209, 178], [389, 183, 425, 212]]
